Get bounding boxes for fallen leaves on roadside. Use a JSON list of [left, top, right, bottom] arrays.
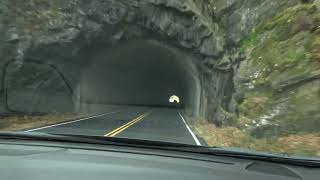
[[192, 118, 320, 157]]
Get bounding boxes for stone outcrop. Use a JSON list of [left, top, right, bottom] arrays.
[[0, 0, 318, 135]]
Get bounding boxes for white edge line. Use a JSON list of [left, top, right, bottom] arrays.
[[178, 112, 201, 146], [25, 111, 119, 132]]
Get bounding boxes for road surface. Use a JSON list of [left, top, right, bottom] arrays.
[[27, 107, 201, 145]]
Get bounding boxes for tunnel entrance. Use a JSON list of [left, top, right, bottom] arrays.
[[78, 40, 201, 116], [2, 40, 201, 116]]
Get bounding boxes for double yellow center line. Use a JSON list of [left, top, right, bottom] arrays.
[[104, 112, 149, 137]]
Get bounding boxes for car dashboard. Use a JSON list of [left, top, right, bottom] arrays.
[[0, 139, 319, 180]]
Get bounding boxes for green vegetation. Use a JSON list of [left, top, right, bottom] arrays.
[[240, 4, 319, 52], [1, 0, 67, 37], [207, 0, 216, 15], [238, 3, 320, 136], [239, 29, 259, 53], [194, 3, 320, 156], [238, 92, 272, 120]]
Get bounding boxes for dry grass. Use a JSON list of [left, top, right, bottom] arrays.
[[0, 113, 80, 131], [192, 118, 320, 157], [194, 119, 245, 147], [278, 135, 320, 155]]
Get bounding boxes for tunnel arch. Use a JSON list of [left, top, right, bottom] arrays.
[[76, 39, 201, 116]]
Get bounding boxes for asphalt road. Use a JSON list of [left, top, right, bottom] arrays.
[[27, 107, 201, 145]]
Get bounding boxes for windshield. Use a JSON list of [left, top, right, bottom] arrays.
[[0, 0, 319, 160]]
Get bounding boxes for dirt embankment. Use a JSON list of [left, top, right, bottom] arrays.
[[0, 113, 80, 131], [192, 118, 320, 158]]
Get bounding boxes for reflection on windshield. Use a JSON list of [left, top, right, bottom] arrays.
[[0, 0, 319, 158]]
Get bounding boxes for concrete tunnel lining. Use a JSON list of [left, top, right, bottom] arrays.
[[76, 40, 201, 116]]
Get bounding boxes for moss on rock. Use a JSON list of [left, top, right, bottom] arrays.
[[236, 3, 320, 137], [1, 0, 67, 38]]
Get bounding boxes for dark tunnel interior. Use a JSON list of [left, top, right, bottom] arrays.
[[79, 40, 200, 114], [3, 40, 201, 116]]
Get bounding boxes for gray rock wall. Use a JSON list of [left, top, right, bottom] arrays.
[[0, 0, 305, 124]]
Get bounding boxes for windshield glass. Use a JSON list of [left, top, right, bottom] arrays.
[[0, 0, 319, 159]]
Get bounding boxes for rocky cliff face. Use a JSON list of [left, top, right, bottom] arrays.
[[235, 3, 320, 137], [0, 0, 319, 135]]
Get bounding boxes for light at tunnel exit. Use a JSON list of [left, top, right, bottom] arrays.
[[169, 95, 180, 104]]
